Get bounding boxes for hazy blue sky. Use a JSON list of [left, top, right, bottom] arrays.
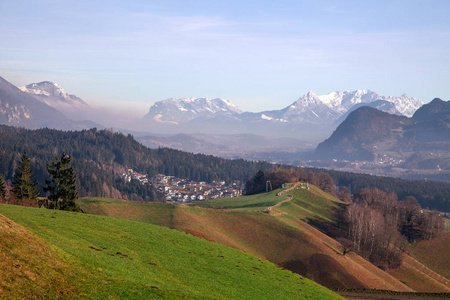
[[1, 0, 449, 114]]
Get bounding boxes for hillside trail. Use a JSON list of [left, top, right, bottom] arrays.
[[265, 182, 302, 215]]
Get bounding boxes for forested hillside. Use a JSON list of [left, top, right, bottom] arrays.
[[0, 125, 274, 201]]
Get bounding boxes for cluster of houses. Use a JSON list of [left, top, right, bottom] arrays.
[[120, 169, 243, 203]]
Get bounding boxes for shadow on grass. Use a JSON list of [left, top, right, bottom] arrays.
[[305, 204, 346, 238]]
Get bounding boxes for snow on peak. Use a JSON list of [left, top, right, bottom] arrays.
[[261, 114, 273, 121], [20, 81, 87, 106], [146, 97, 242, 123], [294, 90, 423, 118]]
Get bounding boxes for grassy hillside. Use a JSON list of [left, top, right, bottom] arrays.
[[78, 184, 450, 293], [0, 204, 342, 299], [192, 188, 284, 210], [408, 233, 450, 280], [81, 184, 450, 294]]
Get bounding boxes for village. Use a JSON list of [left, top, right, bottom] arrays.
[[120, 169, 243, 204]]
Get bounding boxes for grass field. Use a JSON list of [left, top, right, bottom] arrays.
[[281, 186, 343, 222], [0, 203, 342, 299], [192, 188, 284, 211]]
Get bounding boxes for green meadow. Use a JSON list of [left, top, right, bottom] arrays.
[[192, 188, 284, 211], [0, 204, 342, 299]]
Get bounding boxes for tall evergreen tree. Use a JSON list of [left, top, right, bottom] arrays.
[[12, 152, 40, 204], [44, 151, 80, 211], [0, 174, 6, 200]]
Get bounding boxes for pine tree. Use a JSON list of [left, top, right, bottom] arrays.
[[0, 174, 6, 200], [12, 152, 39, 204], [44, 151, 80, 211]]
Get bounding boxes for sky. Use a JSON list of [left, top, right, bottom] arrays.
[[1, 0, 450, 115]]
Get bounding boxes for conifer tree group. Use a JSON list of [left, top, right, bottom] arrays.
[[5, 150, 80, 211]]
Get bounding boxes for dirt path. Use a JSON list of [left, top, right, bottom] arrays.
[[265, 182, 301, 215]]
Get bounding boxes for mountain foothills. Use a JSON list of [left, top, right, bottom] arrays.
[[315, 99, 450, 175]]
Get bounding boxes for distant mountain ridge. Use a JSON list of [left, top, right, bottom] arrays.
[[315, 99, 450, 169], [142, 90, 422, 125], [137, 90, 423, 141]]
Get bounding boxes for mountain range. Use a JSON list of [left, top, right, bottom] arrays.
[[1, 75, 425, 153], [1, 74, 449, 181], [135, 90, 423, 141]]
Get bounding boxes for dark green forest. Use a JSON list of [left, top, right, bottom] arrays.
[[0, 125, 274, 202]]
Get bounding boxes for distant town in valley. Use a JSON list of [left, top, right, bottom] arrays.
[[121, 169, 243, 203]]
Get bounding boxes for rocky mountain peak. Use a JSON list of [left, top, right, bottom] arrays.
[[20, 81, 87, 105], [144, 97, 242, 124]]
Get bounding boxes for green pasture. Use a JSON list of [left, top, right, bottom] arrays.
[[0, 204, 341, 299], [192, 188, 284, 211]]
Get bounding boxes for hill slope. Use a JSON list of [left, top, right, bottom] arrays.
[[0, 204, 341, 299], [79, 185, 450, 293]]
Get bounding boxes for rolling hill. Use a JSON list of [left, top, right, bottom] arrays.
[[78, 184, 450, 295], [0, 204, 341, 299]]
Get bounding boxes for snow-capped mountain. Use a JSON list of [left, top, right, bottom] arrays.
[[258, 91, 342, 124], [20, 81, 96, 122], [20, 81, 88, 107], [311, 90, 422, 118], [136, 90, 423, 141], [278, 90, 422, 123], [0, 76, 96, 130], [143, 97, 242, 124], [239, 90, 421, 128]]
